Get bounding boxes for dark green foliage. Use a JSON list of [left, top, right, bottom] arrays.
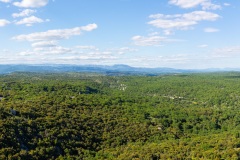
[[0, 72, 240, 159]]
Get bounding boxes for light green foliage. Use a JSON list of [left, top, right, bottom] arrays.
[[0, 72, 240, 159]]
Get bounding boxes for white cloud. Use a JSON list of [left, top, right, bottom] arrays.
[[212, 46, 240, 58], [76, 45, 136, 56], [9, 53, 118, 65], [31, 41, 57, 48], [148, 32, 160, 36], [201, 2, 222, 10], [88, 51, 112, 55], [0, 0, 11, 3], [43, 46, 73, 55], [8, 44, 240, 68], [223, 3, 230, 6], [76, 45, 98, 50], [169, 0, 221, 10], [169, 0, 205, 8], [0, 19, 10, 27], [12, 9, 36, 18], [18, 50, 34, 56], [81, 23, 98, 31], [163, 30, 174, 35], [132, 35, 167, 46], [198, 44, 208, 48], [182, 11, 220, 21], [15, 43, 131, 66], [109, 47, 138, 54], [116, 47, 138, 54], [21, 46, 75, 55], [13, 0, 48, 8], [15, 44, 118, 65], [12, 23, 98, 41], [15, 16, 45, 26], [204, 27, 219, 32], [131, 54, 189, 68], [57, 55, 117, 61], [148, 11, 220, 34]]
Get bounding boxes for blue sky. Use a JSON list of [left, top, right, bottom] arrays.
[[0, 0, 239, 69]]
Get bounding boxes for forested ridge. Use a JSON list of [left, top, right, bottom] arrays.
[[1, 72, 240, 159]]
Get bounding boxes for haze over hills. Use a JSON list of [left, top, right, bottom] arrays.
[[0, 64, 239, 75]]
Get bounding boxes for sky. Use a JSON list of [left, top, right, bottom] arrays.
[[0, 0, 240, 69]]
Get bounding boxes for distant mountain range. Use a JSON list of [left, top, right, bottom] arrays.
[[0, 64, 239, 75]]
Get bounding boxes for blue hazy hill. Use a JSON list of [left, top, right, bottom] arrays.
[[0, 64, 239, 75]]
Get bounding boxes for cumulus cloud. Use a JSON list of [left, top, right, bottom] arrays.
[[41, 46, 74, 55], [15, 16, 45, 26], [148, 11, 220, 34], [15, 43, 129, 65], [0, 19, 10, 27], [16, 44, 118, 65], [204, 27, 219, 32], [76, 45, 98, 50], [31, 41, 57, 48], [13, 0, 48, 8], [132, 35, 168, 46], [12, 9, 36, 18], [22, 45, 75, 55], [169, 0, 221, 10], [12, 23, 98, 41], [81, 23, 98, 31]]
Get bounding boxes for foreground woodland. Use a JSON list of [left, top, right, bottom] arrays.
[[1, 72, 240, 159]]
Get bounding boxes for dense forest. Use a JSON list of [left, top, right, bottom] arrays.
[[1, 72, 240, 159]]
